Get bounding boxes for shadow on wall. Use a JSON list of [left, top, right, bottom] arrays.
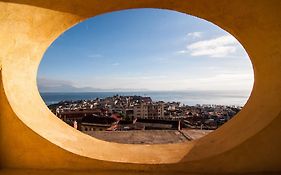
[[1, 0, 281, 174]]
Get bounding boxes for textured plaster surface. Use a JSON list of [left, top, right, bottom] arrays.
[[0, 0, 281, 174]]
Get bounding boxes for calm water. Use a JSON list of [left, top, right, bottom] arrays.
[[40, 90, 251, 106]]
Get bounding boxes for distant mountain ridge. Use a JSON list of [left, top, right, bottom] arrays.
[[37, 78, 148, 92]]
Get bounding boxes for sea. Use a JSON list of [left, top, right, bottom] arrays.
[[40, 90, 251, 106]]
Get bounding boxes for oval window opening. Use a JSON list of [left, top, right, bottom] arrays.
[[37, 8, 254, 144]]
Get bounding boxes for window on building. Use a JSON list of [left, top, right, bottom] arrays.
[[38, 8, 253, 144]]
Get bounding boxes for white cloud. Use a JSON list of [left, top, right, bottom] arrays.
[[186, 35, 238, 58], [154, 72, 253, 91], [175, 50, 188, 54], [117, 75, 167, 80], [86, 71, 253, 91], [38, 70, 254, 92], [187, 32, 203, 38]]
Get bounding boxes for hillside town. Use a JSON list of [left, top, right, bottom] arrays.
[[48, 95, 241, 140]]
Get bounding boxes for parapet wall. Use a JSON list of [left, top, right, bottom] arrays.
[[0, 0, 281, 174]]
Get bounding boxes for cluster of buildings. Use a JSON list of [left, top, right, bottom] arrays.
[[48, 95, 241, 132]]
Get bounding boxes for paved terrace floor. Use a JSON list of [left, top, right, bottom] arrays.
[[83, 129, 213, 144]]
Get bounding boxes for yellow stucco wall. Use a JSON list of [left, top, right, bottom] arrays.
[[0, 0, 281, 174]]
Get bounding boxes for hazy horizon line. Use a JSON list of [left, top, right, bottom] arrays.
[[39, 89, 251, 93]]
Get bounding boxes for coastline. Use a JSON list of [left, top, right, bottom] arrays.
[[40, 90, 250, 106]]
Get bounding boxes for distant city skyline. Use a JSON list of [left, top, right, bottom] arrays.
[[37, 8, 254, 93]]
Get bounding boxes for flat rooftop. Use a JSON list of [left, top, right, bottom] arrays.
[[83, 129, 213, 144]]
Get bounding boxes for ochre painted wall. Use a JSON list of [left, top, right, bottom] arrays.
[[0, 0, 281, 174]]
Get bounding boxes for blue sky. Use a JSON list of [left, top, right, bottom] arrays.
[[37, 8, 253, 92]]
